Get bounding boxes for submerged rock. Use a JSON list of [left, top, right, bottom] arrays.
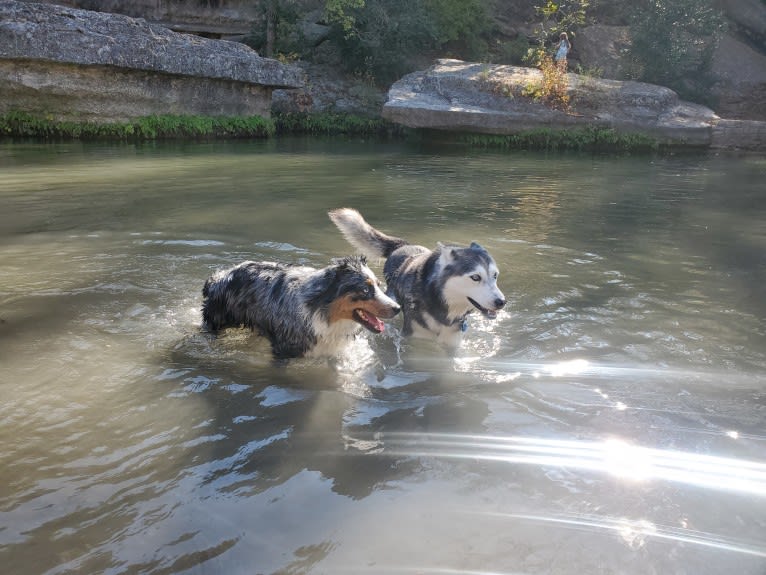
[[0, 0, 302, 121]]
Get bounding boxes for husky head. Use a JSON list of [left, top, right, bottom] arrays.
[[322, 255, 401, 333], [439, 242, 506, 320]]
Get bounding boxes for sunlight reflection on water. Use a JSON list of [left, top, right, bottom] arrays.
[[380, 432, 766, 496]]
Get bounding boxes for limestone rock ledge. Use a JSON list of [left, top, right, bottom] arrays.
[[383, 59, 765, 150], [0, 0, 303, 121]]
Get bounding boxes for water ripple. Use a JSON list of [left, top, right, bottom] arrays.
[[479, 512, 766, 558]]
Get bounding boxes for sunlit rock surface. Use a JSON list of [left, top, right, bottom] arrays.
[[0, 0, 302, 121], [383, 59, 765, 149]]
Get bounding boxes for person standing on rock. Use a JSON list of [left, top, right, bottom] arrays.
[[554, 32, 571, 71]]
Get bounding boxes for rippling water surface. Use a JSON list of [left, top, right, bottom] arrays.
[[1, 139, 765, 574]]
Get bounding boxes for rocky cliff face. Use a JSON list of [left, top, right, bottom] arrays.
[[575, 25, 766, 123], [710, 34, 766, 121], [0, 0, 302, 121], [22, 0, 766, 122]]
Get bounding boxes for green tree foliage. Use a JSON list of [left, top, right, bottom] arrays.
[[245, 0, 303, 59], [324, 0, 492, 84], [526, 0, 589, 65], [423, 0, 493, 58], [325, 0, 437, 84], [517, 0, 589, 111], [628, 0, 725, 104], [533, 0, 589, 41], [325, 0, 365, 36]]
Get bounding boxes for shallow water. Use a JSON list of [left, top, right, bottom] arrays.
[[1, 138, 765, 574]]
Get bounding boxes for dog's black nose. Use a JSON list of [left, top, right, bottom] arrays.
[[495, 298, 506, 309]]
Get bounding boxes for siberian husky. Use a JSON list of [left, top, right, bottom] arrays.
[[329, 208, 506, 352]]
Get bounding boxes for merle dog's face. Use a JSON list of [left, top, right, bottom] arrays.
[[327, 256, 401, 333]]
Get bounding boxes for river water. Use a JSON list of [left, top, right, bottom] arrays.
[[1, 138, 765, 575]]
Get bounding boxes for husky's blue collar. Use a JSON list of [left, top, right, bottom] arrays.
[[452, 313, 470, 332]]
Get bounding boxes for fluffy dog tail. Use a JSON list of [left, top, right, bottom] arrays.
[[328, 208, 407, 259]]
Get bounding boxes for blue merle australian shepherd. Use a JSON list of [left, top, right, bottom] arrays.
[[202, 256, 401, 360]]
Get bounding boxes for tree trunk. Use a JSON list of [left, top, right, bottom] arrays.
[[265, 4, 276, 57]]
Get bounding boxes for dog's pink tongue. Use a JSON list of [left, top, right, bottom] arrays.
[[370, 315, 384, 332]]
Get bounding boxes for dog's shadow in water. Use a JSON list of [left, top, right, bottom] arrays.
[[159, 328, 489, 500]]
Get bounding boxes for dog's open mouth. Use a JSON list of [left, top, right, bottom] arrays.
[[354, 308, 385, 333], [468, 297, 499, 320]]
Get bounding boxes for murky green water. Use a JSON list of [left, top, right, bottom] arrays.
[[1, 138, 765, 574]]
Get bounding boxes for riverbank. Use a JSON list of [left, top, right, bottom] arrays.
[[4, 2, 764, 152], [0, 110, 666, 152], [5, 78, 763, 152]]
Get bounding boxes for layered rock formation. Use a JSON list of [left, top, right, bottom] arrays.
[[382, 59, 766, 149], [0, 0, 302, 122], [28, 0, 258, 40]]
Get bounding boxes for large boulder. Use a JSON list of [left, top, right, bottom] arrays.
[[576, 24, 766, 122], [575, 25, 633, 79], [382, 59, 719, 146], [0, 0, 302, 121], [720, 0, 766, 47], [711, 34, 766, 121], [382, 58, 766, 149]]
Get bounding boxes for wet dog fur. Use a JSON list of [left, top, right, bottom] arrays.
[[201, 255, 400, 359], [329, 208, 506, 352]]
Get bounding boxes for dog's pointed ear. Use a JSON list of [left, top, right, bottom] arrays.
[[470, 241, 483, 250], [437, 244, 457, 266]]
